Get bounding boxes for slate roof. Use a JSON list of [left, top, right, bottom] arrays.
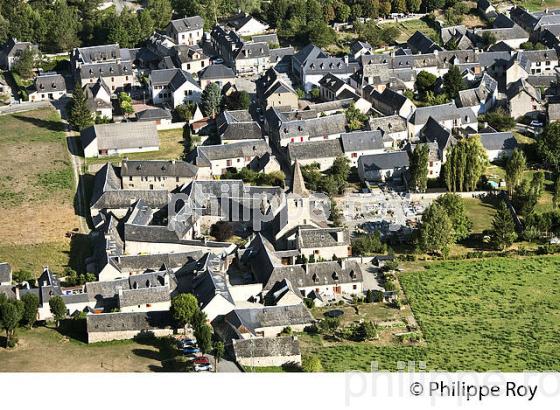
[[294, 44, 359, 75], [79, 61, 133, 81], [34, 72, 66, 93], [457, 73, 497, 108], [407, 31, 443, 54], [118, 286, 170, 308], [196, 140, 270, 162], [477, 132, 518, 151], [506, 78, 541, 101], [319, 73, 348, 93], [81, 122, 159, 152], [136, 107, 172, 122], [224, 12, 267, 31], [288, 139, 343, 161], [199, 63, 236, 80], [409, 103, 477, 125], [474, 25, 529, 42], [233, 336, 301, 358], [368, 88, 410, 113], [150, 68, 199, 90], [359, 151, 410, 170], [84, 78, 112, 111], [193, 264, 234, 309], [167, 16, 204, 33], [217, 110, 262, 141], [340, 130, 384, 152], [252, 34, 279, 45], [225, 304, 314, 333], [235, 42, 270, 60], [86, 311, 174, 334], [367, 115, 408, 134], [0, 262, 11, 283], [0, 38, 34, 60], [121, 159, 198, 178], [75, 44, 123, 64], [420, 117, 454, 156], [298, 227, 350, 248]]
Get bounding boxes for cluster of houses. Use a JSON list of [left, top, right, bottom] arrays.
[[4, 1, 560, 368]]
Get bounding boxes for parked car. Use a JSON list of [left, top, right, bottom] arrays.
[[210, 56, 224, 64], [176, 338, 197, 349], [193, 357, 213, 372], [182, 346, 201, 355]]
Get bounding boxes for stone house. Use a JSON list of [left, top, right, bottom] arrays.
[[120, 159, 198, 191], [81, 122, 160, 158], [165, 16, 204, 46], [149, 68, 202, 107], [28, 72, 66, 102]]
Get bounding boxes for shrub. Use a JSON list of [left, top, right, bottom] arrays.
[[210, 221, 233, 242], [302, 355, 323, 372]]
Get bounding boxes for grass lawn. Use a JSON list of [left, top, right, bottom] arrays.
[[300, 256, 560, 371], [0, 108, 79, 276], [522, 0, 560, 11], [85, 128, 185, 167], [463, 197, 496, 233], [381, 19, 439, 43], [0, 326, 181, 372]]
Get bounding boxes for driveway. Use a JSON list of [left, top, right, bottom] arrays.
[[204, 354, 242, 373]]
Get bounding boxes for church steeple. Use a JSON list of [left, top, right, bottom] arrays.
[[290, 160, 309, 198]]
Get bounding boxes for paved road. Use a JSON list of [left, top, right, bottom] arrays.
[[0, 100, 51, 115]]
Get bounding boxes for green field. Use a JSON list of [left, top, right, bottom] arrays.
[[301, 256, 560, 371], [463, 197, 496, 233]]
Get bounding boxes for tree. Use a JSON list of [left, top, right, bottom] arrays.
[[12, 47, 38, 79], [194, 323, 212, 353], [492, 200, 517, 250], [20, 293, 39, 329], [183, 123, 193, 154], [119, 92, 134, 118], [442, 65, 465, 99], [43, 1, 81, 52], [201, 82, 222, 118], [554, 175, 560, 209], [435, 193, 472, 241], [409, 143, 429, 192], [210, 221, 233, 241], [415, 70, 437, 99], [302, 355, 323, 372], [170, 294, 199, 331], [307, 20, 337, 48], [146, 0, 173, 29], [352, 231, 386, 255], [330, 155, 351, 187], [336, 3, 351, 22], [406, 0, 422, 12], [443, 136, 488, 192], [345, 103, 368, 131], [225, 90, 251, 110], [512, 172, 545, 216], [213, 341, 225, 373], [0, 301, 23, 347], [505, 149, 527, 196], [538, 122, 560, 170], [48, 296, 66, 328], [418, 203, 454, 257], [353, 321, 378, 341], [481, 108, 515, 131], [68, 86, 93, 130], [175, 103, 194, 122], [481, 31, 497, 48], [190, 308, 208, 331], [329, 196, 343, 227]]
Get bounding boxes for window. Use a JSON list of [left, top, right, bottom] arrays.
[[351, 153, 357, 158], [129, 176, 133, 181], [176, 177, 180, 182], [226, 159, 232, 166], [353, 285, 357, 290]]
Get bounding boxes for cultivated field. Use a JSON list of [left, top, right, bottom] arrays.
[[301, 256, 560, 371], [0, 108, 79, 275]]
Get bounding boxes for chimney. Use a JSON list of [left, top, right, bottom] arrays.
[[339, 258, 346, 270], [344, 55, 349, 64]]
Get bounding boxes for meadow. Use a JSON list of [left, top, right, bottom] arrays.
[[301, 256, 560, 371]]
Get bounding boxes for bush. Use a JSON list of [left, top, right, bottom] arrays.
[[352, 231, 386, 256], [303, 298, 315, 309], [370, 290, 384, 303], [302, 355, 323, 372]]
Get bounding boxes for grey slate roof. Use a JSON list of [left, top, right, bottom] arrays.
[[86, 311, 174, 334], [118, 286, 170, 308], [136, 107, 172, 122], [81, 122, 160, 152], [196, 140, 270, 162], [225, 304, 313, 332], [367, 115, 408, 134], [79, 61, 133, 81], [199, 63, 236, 80], [150, 68, 198, 90], [298, 227, 350, 248], [232, 336, 301, 358], [359, 151, 410, 170], [409, 103, 477, 126], [477, 132, 518, 151], [0, 262, 11, 283], [407, 31, 443, 54], [288, 139, 343, 161], [121, 159, 198, 178], [167, 16, 204, 33], [506, 78, 541, 101], [34, 72, 66, 93], [340, 130, 384, 152], [319, 73, 348, 93]]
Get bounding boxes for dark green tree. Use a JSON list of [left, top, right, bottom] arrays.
[[442, 65, 465, 99], [409, 143, 429, 192], [0, 301, 23, 347], [170, 294, 199, 331], [492, 200, 517, 250], [49, 296, 66, 328], [201, 82, 222, 118], [20, 292, 39, 329], [183, 123, 193, 154], [417, 202, 454, 257], [538, 122, 560, 170], [307, 20, 337, 47], [481, 108, 515, 131], [505, 149, 527, 196], [146, 0, 173, 29], [415, 71, 437, 100], [213, 341, 224, 372], [12, 46, 38, 79], [68, 86, 93, 130], [435, 193, 472, 241], [194, 323, 212, 353]]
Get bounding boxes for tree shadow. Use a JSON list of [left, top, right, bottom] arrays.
[[133, 335, 184, 372], [56, 319, 88, 343], [13, 113, 66, 132], [74, 172, 95, 222], [67, 135, 83, 156]]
